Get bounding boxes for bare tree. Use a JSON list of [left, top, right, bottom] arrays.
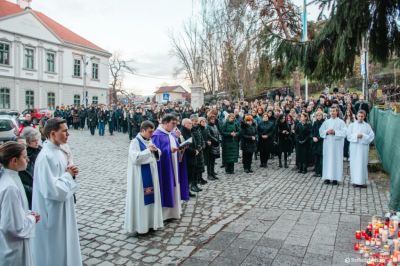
[[109, 53, 135, 104]]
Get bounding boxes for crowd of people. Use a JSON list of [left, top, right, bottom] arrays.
[[0, 88, 376, 265]]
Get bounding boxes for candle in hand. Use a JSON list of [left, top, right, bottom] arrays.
[[356, 231, 361, 240]]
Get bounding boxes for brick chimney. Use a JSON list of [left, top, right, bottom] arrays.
[[17, 0, 31, 9]]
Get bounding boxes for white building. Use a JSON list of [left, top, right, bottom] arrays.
[[0, 0, 111, 111], [154, 85, 189, 104]]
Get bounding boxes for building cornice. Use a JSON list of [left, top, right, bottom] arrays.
[[0, 75, 109, 90]]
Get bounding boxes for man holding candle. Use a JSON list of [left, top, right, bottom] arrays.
[[347, 110, 375, 188], [319, 106, 347, 185]]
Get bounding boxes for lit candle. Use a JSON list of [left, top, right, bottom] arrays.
[[376, 239, 382, 246], [394, 239, 400, 251], [382, 230, 389, 243], [366, 240, 371, 246], [371, 238, 376, 246], [356, 230, 362, 240]]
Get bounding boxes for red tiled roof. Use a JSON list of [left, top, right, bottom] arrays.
[[154, 85, 187, 94], [0, 0, 109, 53]]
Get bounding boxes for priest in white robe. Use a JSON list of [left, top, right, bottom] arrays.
[[124, 121, 163, 234], [31, 118, 82, 266], [0, 142, 39, 266], [347, 110, 375, 188], [319, 106, 347, 185]]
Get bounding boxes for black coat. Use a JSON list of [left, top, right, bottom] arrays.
[[206, 122, 221, 158], [276, 121, 292, 153], [18, 146, 41, 209], [240, 122, 257, 153], [257, 120, 275, 147], [182, 126, 204, 173], [87, 109, 97, 127], [295, 122, 312, 161], [191, 125, 205, 172], [312, 119, 324, 156]]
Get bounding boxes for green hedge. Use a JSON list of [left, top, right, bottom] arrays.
[[370, 107, 400, 211]]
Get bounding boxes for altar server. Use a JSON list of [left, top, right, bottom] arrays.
[[31, 118, 82, 266], [319, 106, 347, 185], [0, 142, 40, 266], [347, 110, 375, 188]]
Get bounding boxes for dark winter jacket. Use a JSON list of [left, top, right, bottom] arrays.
[[240, 122, 257, 153], [221, 120, 240, 163]]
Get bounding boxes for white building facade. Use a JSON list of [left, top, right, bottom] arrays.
[[0, 0, 111, 111]]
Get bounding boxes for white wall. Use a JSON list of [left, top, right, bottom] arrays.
[[0, 10, 110, 110]]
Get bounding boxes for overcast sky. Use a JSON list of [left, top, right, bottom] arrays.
[[31, 0, 320, 96]]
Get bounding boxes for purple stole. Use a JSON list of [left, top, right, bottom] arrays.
[[136, 137, 155, 205]]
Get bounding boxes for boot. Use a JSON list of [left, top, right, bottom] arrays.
[[207, 175, 217, 181], [284, 162, 288, 168], [279, 159, 283, 168], [211, 173, 219, 179], [190, 184, 201, 192], [199, 177, 208, 185], [189, 191, 196, 197]]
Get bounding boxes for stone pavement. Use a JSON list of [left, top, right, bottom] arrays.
[[67, 129, 389, 265]]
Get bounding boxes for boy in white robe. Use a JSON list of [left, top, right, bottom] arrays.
[[0, 142, 40, 266], [319, 106, 347, 185], [124, 121, 163, 234], [31, 118, 82, 266], [347, 110, 375, 188]]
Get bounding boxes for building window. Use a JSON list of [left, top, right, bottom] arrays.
[[0, 42, 10, 65], [47, 92, 55, 109], [92, 96, 98, 105], [92, 63, 99, 80], [74, 95, 80, 106], [0, 88, 10, 109], [73, 59, 81, 77], [25, 90, 34, 108], [24, 48, 34, 69], [47, 52, 55, 72]]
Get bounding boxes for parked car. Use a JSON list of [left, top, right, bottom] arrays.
[[0, 115, 19, 142], [0, 109, 20, 118], [20, 108, 47, 124]]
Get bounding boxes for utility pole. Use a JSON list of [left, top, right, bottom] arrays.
[[302, 0, 309, 101]]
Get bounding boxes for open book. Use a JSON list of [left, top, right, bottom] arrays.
[[179, 137, 192, 148]]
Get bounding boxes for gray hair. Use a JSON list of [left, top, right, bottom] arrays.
[[21, 127, 41, 144], [182, 118, 192, 126]]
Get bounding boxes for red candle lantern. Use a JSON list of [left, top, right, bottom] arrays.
[[356, 231, 362, 240], [368, 224, 373, 230], [354, 243, 360, 251], [362, 230, 367, 238]]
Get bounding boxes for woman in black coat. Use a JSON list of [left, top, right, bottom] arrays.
[[257, 112, 275, 168], [205, 114, 221, 180], [276, 114, 292, 168], [295, 113, 312, 174], [312, 111, 325, 177], [240, 115, 257, 173]]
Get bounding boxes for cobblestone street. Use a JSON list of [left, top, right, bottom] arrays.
[[68, 129, 389, 266]]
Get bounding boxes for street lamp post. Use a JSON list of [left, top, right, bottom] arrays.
[[81, 55, 95, 107]]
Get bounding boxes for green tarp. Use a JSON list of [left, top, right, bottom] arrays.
[[370, 107, 400, 211]]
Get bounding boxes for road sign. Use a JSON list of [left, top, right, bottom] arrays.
[[163, 93, 170, 101]]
